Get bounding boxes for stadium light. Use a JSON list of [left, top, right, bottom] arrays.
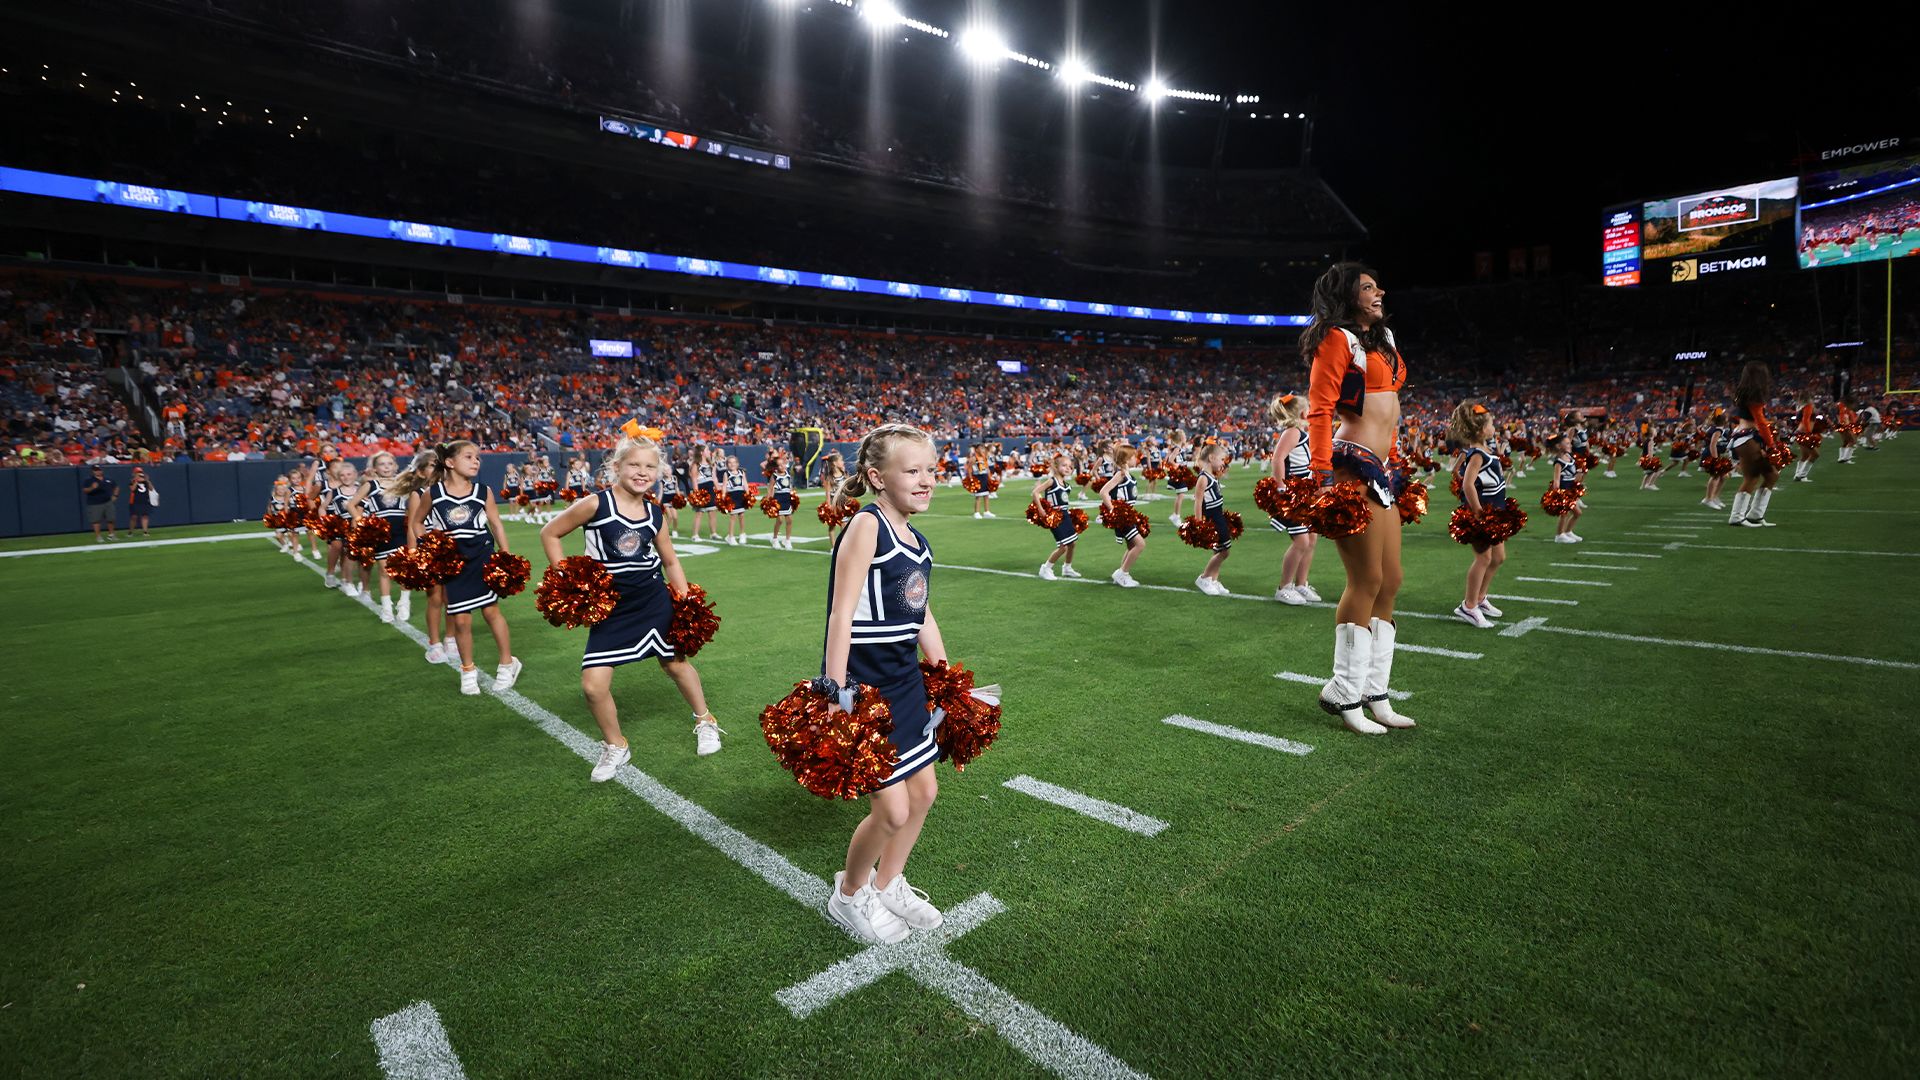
[[1060, 57, 1090, 87], [860, 1, 902, 29], [958, 25, 1007, 63], [1142, 78, 1168, 103]]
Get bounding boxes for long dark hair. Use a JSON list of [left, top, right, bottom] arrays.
[[1734, 361, 1771, 412], [1298, 261, 1396, 363]]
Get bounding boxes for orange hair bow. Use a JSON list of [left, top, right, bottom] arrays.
[[620, 418, 664, 441]]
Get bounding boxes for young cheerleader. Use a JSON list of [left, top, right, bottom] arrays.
[[312, 461, 340, 584], [820, 424, 948, 945], [410, 441, 522, 695], [1727, 361, 1780, 527], [656, 452, 684, 536], [362, 451, 412, 625], [1449, 402, 1510, 628], [1550, 434, 1584, 543], [1700, 407, 1731, 509], [541, 434, 724, 780], [1267, 394, 1322, 605], [392, 450, 457, 661], [500, 464, 525, 522], [1191, 442, 1234, 596], [1143, 438, 1164, 496], [1303, 262, 1415, 736], [1791, 398, 1824, 483], [1032, 454, 1083, 580], [722, 455, 750, 545], [328, 461, 366, 597], [968, 445, 995, 519], [693, 446, 721, 541], [269, 474, 298, 556], [770, 450, 798, 549], [1098, 443, 1146, 589], [1166, 430, 1193, 525], [565, 455, 594, 500]]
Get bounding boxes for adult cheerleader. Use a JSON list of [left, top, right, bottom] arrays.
[[1549, 434, 1585, 543], [541, 434, 724, 780], [1303, 262, 1415, 735], [1792, 397, 1824, 483], [821, 424, 949, 945], [1190, 442, 1235, 596], [968, 445, 995, 518], [1266, 393, 1322, 606], [1834, 399, 1860, 466], [1032, 454, 1083, 580], [1449, 402, 1510, 628], [722, 454, 750, 546], [410, 440, 522, 695], [361, 452, 413, 625], [770, 449, 799, 549], [1727, 361, 1780, 527]]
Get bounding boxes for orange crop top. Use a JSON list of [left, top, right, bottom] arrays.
[[1306, 327, 1406, 473]]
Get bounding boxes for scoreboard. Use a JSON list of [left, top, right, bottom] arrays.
[[1601, 205, 1642, 287]]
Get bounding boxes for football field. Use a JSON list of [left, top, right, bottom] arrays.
[[4, 446, 1917, 1078]]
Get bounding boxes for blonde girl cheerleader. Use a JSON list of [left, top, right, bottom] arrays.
[[1092, 440, 1118, 503], [1191, 442, 1235, 596], [1143, 439, 1164, 496], [1267, 394, 1322, 606], [770, 450, 798, 549], [565, 455, 594, 500], [1549, 434, 1584, 543], [693, 446, 721, 541], [500, 464, 524, 522], [968, 445, 994, 518], [362, 451, 412, 625], [818, 451, 849, 537], [524, 456, 552, 524], [309, 460, 336, 574], [411, 441, 522, 695], [1449, 402, 1510, 628], [1098, 443, 1146, 588], [326, 460, 364, 596], [820, 424, 949, 944], [1032, 454, 1083, 580], [541, 434, 724, 781], [392, 450, 457, 662], [1166, 430, 1194, 525], [656, 452, 684, 537], [722, 454, 750, 545], [1727, 361, 1781, 527], [1303, 262, 1416, 736], [269, 475, 297, 556]]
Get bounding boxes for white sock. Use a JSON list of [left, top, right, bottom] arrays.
[[1753, 488, 1773, 521]]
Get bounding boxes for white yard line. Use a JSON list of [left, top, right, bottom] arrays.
[[1532, 624, 1919, 671], [775, 893, 1007, 1019], [1499, 616, 1549, 637], [1397, 642, 1485, 660], [1669, 542, 1920, 558], [1514, 576, 1613, 587], [1002, 775, 1171, 837], [1550, 562, 1638, 571], [290, 555, 1148, 1080], [370, 1002, 467, 1080], [1484, 593, 1580, 606], [0, 531, 264, 557], [1569, 550, 1664, 559], [1165, 710, 1319, 754], [1274, 672, 1407, 701]]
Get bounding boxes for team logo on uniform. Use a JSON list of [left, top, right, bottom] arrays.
[[447, 504, 475, 527], [899, 570, 928, 612], [615, 529, 644, 557]]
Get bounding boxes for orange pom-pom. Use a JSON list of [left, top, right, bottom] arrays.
[[759, 495, 781, 519], [1765, 443, 1793, 469], [922, 660, 1001, 770], [1701, 455, 1734, 478], [1540, 488, 1580, 516], [962, 475, 984, 494], [687, 487, 715, 509], [1099, 501, 1152, 538], [1303, 481, 1372, 538], [667, 493, 687, 509], [1792, 432, 1822, 450], [1637, 454, 1664, 474], [347, 516, 389, 566], [1142, 466, 1166, 481], [1224, 510, 1244, 539], [1449, 503, 1528, 545], [482, 552, 531, 597], [1253, 476, 1285, 517], [261, 508, 285, 531], [1068, 508, 1090, 534], [313, 512, 350, 542], [383, 548, 436, 591], [759, 682, 897, 800], [761, 459, 779, 480], [817, 498, 860, 528], [1168, 465, 1197, 488], [1026, 502, 1064, 529], [1029, 463, 1048, 476], [1178, 515, 1219, 549], [1074, 471, 1093, 488], [667, 583, 721, 658], [1396, 480, 1429, 525], [535, 556, 619, 629], [415, 530, 464, 583]]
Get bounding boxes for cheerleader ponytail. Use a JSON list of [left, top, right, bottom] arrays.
[[838, 423, 934, 504], [383, 447, 441, 500]]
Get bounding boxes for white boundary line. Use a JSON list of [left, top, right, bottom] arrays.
[[774, 893, 1006, 1018], [1165, 710, 1319, 754], [1570, 550, 1664, 559], [1002, 775, 1171, 837], [1670, 542, 1920, 558], [0, 531, 264, 557], [1550, 562, 1638, 571], [1397, 642, 1484, 659], [1532, 624, 1920, 670], [1514, 576, 1613, 587], [289, 549, 1149, 1079], [1484, 593, 1580, 606], [370, 1002, 468, 1080], [1274, 671, 1407, 701]]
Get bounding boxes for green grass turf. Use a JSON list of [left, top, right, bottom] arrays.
[[3, 444, 1917, 1077]]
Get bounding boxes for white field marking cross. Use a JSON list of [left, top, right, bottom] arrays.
[[776, 892, 1005, 1018]]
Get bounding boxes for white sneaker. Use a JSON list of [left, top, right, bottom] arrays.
[[1567, 533, 1584, 543], [397, 594, 411, 621], [343, 583, 359, 598], [826, 871, 911, 945], [1275, 585, 1306, 605], [1454, 603, 1493, 628], [324, 573, 338, 588], [379, 598, 395, 624], [1060, 565, 1082, 579], [444, 636, 457, 653], [973, 512, 982, 519], [1646, 485, 1660, 491], [293, 548, 305, 561], [1039, 564, 1057, 580], [459, 667, 480, 695], [1477, 600, 1504, 618], [1111, 569, 1139, 588], [1604, 470, 1618, 478], [1553, 533, 1574, 544], [590, 742, 631, 782], [425, 643, 446, 664], [1298, 584, 1323, 603], [694, 716, 725, 756], [872, 872, 944, 930], [983, 511, 996, 519], [1168, 513, 1181, 525], [494, 657, 523, 692], [1577, 499, 1590, 509]]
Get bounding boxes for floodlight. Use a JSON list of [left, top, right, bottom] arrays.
[[958, 25, 1008, 64]]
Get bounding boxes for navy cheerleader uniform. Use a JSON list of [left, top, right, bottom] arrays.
[[1197, 471, 1232, 552], [329, 485, 360, 522], [658, 471, 681, 503], [1270, 433, 1312, 536], [724, 469, 749, 514], [1458, 448, 1510, 510], [773, 471, 796, 516], [696, 463, 718, 504], [580, 490, 675, 669], [426, 480, 498, 615], [827, 504, 937, 786], [1042, 476, 1077, 548], [1167, 451, 1191, 491], [1553, 454, 1579, 491], [1108, 470, 1142, 544], [361, 483, 410, 559]]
